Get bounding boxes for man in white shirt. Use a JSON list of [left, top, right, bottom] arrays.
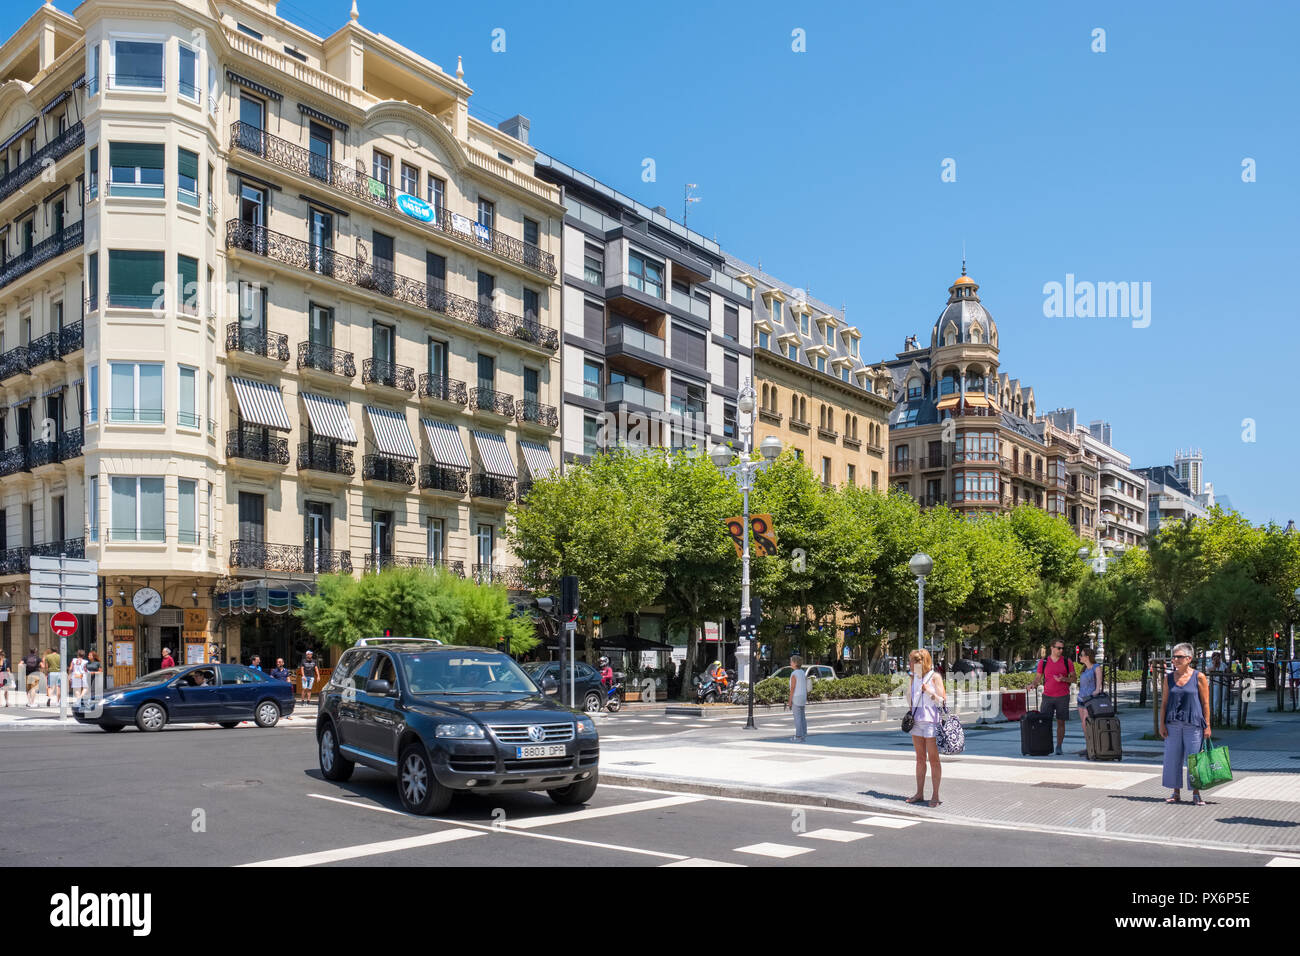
[[786, 655, 808, 743]]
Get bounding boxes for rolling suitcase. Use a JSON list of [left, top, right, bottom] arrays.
[[1085, 715, 1123, 761], [1020, 687, 1053, 756]]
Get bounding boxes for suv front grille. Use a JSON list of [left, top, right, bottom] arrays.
[[490, 722, 575, 743], [448, 755, 496, 773]]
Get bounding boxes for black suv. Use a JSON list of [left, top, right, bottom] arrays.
[[316, 639, 600, 814]]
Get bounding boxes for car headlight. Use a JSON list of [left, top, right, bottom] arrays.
[[575, 717, 597, 736], [434, 722, 485, 739], [102, 694, 124, 704]]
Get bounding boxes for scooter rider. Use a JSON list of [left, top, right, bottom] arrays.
[[598, 656, 615, 690], [709, 660, 729, 691]]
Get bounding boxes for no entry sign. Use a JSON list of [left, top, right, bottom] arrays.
[[51, 612, 78, 638]]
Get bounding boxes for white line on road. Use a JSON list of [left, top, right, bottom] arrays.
[[800, 828, 870, 842], [662, 857, 745, 867], [735, 842, 814, 858], [1267, 856, 1300, 867], [506, 794, 705, 829], [854, 816, 920, 829], [238, 827, 483, 866]]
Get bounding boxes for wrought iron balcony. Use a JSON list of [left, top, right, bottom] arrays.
[[0, 546, 30, 575], [226, 426, 290, 465], [228, 121, 557, 277], [362, 358, 416, 391], [469, 385, 516, 417], [28, 332, 59, 367], [59, 320, 83, 356], [31, 538, 85, 560], [418, 374, 468, 405], [516, 480, 534, 502], [919, 455, 947, 469], [0, 446, 27, 476], [363, 553, 466, 575], [472, 564, 525, 589], [297, 341, 356, 378], [419, 463, 468, 494], [0, 221, 84, 290], [229, 539, 353, 574], [297, 439, 355, 476], [921, 494, 949, 508], [27, 439, 59, 469], [226, 322, 290, 362], [0, 121, 83, 202], [889, 459, 914, 475], [0, 345, 30, 381], [363, 454, 416, 486], [58, 427, 83, 460], [225, 220, 558, 351], [516, 399, 558, 429], [470, 473, 515, 501]]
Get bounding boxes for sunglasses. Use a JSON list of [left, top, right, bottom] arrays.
[[1173, 654, 1190, 660]]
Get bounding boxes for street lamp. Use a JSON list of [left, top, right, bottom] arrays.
[[1079, 545, 1107, 665], [909, 553, 932, 650], [711, 379, 780, 730], [1292, 587, 1300, 661]]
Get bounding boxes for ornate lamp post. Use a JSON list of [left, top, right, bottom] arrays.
[[909, 553, 933, 650]]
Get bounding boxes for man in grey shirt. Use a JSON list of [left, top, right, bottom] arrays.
[[786, 654, 808, 743]]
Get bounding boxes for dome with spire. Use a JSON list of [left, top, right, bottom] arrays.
[[931, 263, 997, 349]]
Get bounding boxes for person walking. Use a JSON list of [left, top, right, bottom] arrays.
[[44, 646, 62, 707], [69, 650, 89, 702], [85, 651, 103, 699], [1029, 641, 1074, 754], [786, 654, 808, 743], [0, 652, 12, 707], [160, 647, 176, 669], [299, 650, 319, 705], [1075, 647, 1102, 728], [906, 648, 946, 807], [1161, 642, 1212, 806], [23, 648, 41, 707]]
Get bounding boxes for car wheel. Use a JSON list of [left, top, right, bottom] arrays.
[[606, 695, 621, 713], [254, 700, 280, 728], [100, 723, 124, 733], [549, 771, 599, 806], [135, 703, 166, 732], [218, 721, 240, 729], [583, 691, 603, 713], [398, 742, 453, 815], [318, 722, 354, 782]]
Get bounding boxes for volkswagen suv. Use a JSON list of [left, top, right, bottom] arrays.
[[316, 640, 599, 814]]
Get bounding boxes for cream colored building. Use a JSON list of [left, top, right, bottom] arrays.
[[0, 0, 561, 675]]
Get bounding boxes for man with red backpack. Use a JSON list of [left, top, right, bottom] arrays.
[[1029, 641, 1076, 755]]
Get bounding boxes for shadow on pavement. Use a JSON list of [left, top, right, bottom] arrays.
[[1216, 815, 1299, 828]]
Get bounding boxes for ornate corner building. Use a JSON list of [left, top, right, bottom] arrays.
[[0, 0, 561, 677]]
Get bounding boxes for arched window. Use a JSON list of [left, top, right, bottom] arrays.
[[761, 384, 769, 408], [800, 397, 807, 421], [944, 322, 958, 347], [907, 376, 922, 400], [970, 324, 982, 344], [791, 394, 799, 419]]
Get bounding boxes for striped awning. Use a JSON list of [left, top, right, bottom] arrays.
[[471, 430, 516, 478], [964, 393, 991, 407], [42, 90, 72, 114], [365, 406, 417, 460], [302, 392, 357, 444], [231, 377, 291, 431], [0, 118, 37, 153], [518, 439, 555, 480], [935, 395, 960, 411], [421, 418, 469, 469]]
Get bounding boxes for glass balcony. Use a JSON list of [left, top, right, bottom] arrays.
[[606, 381, 665, 412], [607, 323, 665, 356]]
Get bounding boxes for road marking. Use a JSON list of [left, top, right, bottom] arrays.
[[611, 719, 646, 724], [1266, 856, 1300, 867], [662, 857, 745, 867], [735, 842, 814, 858], [239, 827, 483, 866], [507, 794, 705, 829], [800, 828, 870, 842], [1207, 775, 1300, 803], [652, 721, 678, 727], [854, 816, 920, 829]]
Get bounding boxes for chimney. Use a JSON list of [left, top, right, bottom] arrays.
[[497, 115, 530, 145], [652, 206, 667, 215]]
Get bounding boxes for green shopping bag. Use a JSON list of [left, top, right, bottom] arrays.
[[1187, 737, 1232, 791]]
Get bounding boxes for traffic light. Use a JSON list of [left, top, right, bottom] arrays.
[[560, 575, 579, 620], [384, 628, 392, 637]]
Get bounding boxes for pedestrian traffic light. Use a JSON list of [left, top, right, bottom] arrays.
[[560, 575, 579, 620], [384, 628, 392, 637]]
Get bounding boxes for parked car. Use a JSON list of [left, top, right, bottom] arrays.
[[769, 664, 838, 683], [951, 659, 985, 676], [1012, 660, 1039, 673], [317, 640, 599, 814], [521, 660, 606, 713], [72, 663, 294, 732], [981, 660, 1009, 675]]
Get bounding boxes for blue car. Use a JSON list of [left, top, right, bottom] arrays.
[[72, 663, 295, 733]]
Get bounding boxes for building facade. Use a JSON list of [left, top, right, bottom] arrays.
[[0, 0, 562, 677], [1135, 465, 1210, 531]]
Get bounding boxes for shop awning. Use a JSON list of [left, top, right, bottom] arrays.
[[302, 392, 357, 444], [421, 418, 469, 469], [0, 118, 37, 153], [935, 395, 960, 410], [364, 405, 417, 460], [471, 430, 516, 478], [518, 439, 555, 480], [231, 377, 291, 430], [963, 393, 990, 407]]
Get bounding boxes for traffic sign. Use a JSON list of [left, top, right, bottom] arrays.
[[29, 556, 98, 575], [31, 569, 97, 587], [28, 554, 99, 616], [51, 612, 78, 637], [31, 584, 98, 602], [31, 600, 99, 615]]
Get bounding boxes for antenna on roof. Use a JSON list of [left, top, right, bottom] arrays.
[[961, 240, 967, 276]]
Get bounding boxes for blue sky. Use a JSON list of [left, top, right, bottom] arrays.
[[21, 1, 1297, 521]]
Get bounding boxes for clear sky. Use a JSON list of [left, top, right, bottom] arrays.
[[19, 0, 1296, 522]]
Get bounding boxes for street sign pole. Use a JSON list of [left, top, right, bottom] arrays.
[[565, 619, 576, 708], [29, 554, 100, 719]]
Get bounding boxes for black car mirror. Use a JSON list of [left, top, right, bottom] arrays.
[[366, 679, 391, 696], [541, 676, 557, 694]]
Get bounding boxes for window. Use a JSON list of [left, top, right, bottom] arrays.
[[583, 415, 599, 456], [109, 362, 163, 423], [88, 43, 100, 96], [178, 365, 197, 428], [207, 372, 214, 434], [426, 517, 444, 564], [177, 255, 198, 314], [628, 251, 664, 298], [111, 39, 164, 90], [372, 322, 395, 366], [841, 367, 850, 382], [371, 230, 394, 274], [308, 122, 332, 181], [372, 150, 391, 185], [427, 174, 445, 209], [477, 271, 495, 307], [787, 342, 798, 361], [773, 299, 783, 323], [907, 377, 922, 400], [523, 288, 539, 324], [723, 304, 739, 341], [524, 218, 539, 249], [108, 249, 163, 309], [477, 353, 495, 390], [476, 524, 494, 567], [371, 510, 393, 560], [583, 244, 604, 285], [822, 457, 832, 484], [238, 281, 266, 332], [309, 304, 334, 349], [758, 329, 770, 350], [177, 148, 198, 205], [426, 252, 446, 292], [476, 198, 494, 230], [427, 338, 448, 379], [178, 43, 198, 100], [87, 477, 98, 541], [583, 360, 602, 401], [847, 463, 856, 486], [236, 22, 264, 40], [724, 353, 739, 390], [815, 354, 826, 373], [178, 478, 197, 543], [799, 312, 810, 335], [110, 476, 164, 541], [109, 142, 164, 197], [88, 147, 99, 199], [88, 364, 99, 423], [400, 162, 418, 196], [723, 403, 737, 440]]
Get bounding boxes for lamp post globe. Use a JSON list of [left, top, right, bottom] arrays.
[[710, 445, 733, 469], [759, 435, 783, 461], [1077, 546, 1092, 562], [738, 391, 756, 416], [909, 553, 933, 579]]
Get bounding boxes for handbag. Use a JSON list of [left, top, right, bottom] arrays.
[[901, 676, 917, 733], [1186, 737, 1232, 791], [936, 703, 965, 755], [1084, 692, 1116, 718]]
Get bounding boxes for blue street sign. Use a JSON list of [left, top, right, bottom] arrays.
[[104, 598, 113, 608]]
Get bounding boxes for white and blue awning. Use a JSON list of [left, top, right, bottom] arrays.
[[421, 418, 469, 469], [518, 439, 555, 479], [471, 430, 516, 478], [365, 405, 417, 460], [302, 392, 357, 444], [231, 377, 291, 431]]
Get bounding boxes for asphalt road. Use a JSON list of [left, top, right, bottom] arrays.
[[0, 724, 1281, 867]]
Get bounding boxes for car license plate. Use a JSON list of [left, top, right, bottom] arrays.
[[515, 744, 567, 759]]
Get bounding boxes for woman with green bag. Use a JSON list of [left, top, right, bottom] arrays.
[[1160, 642, 1212, 805]]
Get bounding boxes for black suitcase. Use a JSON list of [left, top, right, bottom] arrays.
[[1085, 715, 1123, 761], [1020, 689, 1053, 756], [1085, 693, 1116, 718]]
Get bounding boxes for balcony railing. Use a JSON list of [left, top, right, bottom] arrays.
[[516, 399, 558, 429], [28, 439, 59, 468], [228, 121, 557, 277], [419, 463, 468, 494], [919, 455, 947, 469], [472, 564, 525, 589], [0, 445, 27, 476], [0, 221, 84, 290], [28, 332, 60, 367], [362, 358, 416, 392], [58, 427, 83, 460], [297, 439, 355, 476], [31, 538, 85, 560], [470, 473, 515, 501], [363, 454, 416, 486], [226, 323, 290, 362], [226, 426, 290, 465], [890, 459, 914, 474], [921, 495, 949, 508], [606, 381, 665, 412], [0, 121, 83, 202], [229, 539, 352, 574], [418, 374, 468, 405], [607, 323, 666, 356], [470, 385, 516, 417], [0, 546, 31, 575], [226, 220, 558, 350], [59, 320, 83, 356], [363, 553, 465, 575], [0, 345, 31, 381], [297, 341, 355, 378], [515, 480, 535, 502]]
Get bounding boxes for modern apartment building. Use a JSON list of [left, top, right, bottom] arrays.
[[1135, 465, 1211, 531], [0, 0, 562, 677], [532, 154, 753, 462], [1045, 409, 1145, 552]]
